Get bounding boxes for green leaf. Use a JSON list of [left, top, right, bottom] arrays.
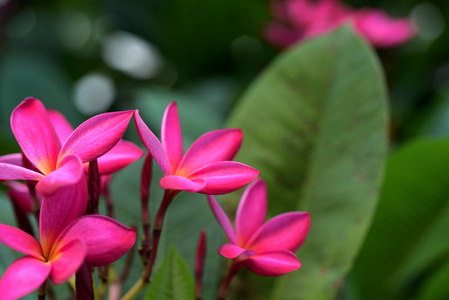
[[144, 246, 195, 300], [228, 26, 388, 300], [413, 258, 449, 300], [349, 138, 449, 300]]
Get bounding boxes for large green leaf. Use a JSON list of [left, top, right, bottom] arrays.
[[228, 26, 388, 299], [144, 247, 194, 300], [349, 138, 449, 300]]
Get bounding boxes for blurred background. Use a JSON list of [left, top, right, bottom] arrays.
[[1, 0, 449, 299], [1, 0, 448, 147]]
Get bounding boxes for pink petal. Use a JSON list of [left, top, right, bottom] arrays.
[[243, 250, 301, 276], [134, 110, 172, 175], [0, 163, 44, 181], [50, 239, 86, 284], [5, 181, 33, 213], [56, 215, 136, 267], [0, 257, 51, 300], [11, 98, 61, 175], [0, 153, 23, 165], [235, 178, 267, 246], [0, 224, 43, 259], [58, 110, 133, 164], [160, 175, 206, 193], [207, 195, 237, 244], [247, 212, 310, 252], [47, 109, 75, 143], [177, 129, 242, 176], [96, 140, 144, 175], [36, 155, 84, 196], [187, 161, 259, 195], [39, 169, 87, 257], [218, 244, 245, 259], [161, 102, 183, 173], [354, 9, 415, 48]]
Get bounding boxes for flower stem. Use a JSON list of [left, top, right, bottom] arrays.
[[37, 280, 47, 300], [139, 154, 152, 263], [217, 262, 242, 300], [120, 279, 146, 300], [143, 190, 177, 282], [121, 189, 178, 300]]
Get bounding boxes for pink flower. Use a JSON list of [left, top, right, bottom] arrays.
[[0, 98, 134, 196], [0, 177, 136, 300], [265, 0, 415, 48], [134, 102, 259, 194], [208, 179, 310, 276], [46, 109, 144, 176]]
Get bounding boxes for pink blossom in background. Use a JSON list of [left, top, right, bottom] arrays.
[[208, 179, 310, 276], [0, 177, 136, 300], [265, 0, 415, 48], [134, 102, 259, 195], [0, 98, 134, 196]]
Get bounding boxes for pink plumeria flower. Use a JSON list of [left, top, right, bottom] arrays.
[[208, 179, 310, 276], [0, 176, 136, 300], [265, 0, 415, 48], [0, 98, 134, 196], [134, 102, 259, 194], [47, 108, 144, 176]]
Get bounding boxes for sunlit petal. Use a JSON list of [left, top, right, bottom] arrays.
[[0, 163, 44, 181]]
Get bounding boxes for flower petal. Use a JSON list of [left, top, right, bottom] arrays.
[[247, 212, 310, 252], [160, 175, 206, 193], [243, 250, 301, 276], [0, 257, 51, 300], [95, 140, 144, 175], [56, 215, 136, 267], [40, 169, 88, 257], [47, 109, 75, 143], [207, 195, 237, 244], [235, 178, 267, 246], [218, 244, 245, 259], [36, 155, 84, 196], [177, 129, 242, 176], [58, 110, 133, 164], [0, 163, 44, 181], [0, 224, 43, 259], [50, 238, 86, 284], [11, 98, 61, 175], [0, 153, 23, 165], [354, 9, 415, 48], [134, 110, 172, 175], [188, 161, 259, 194], [161, 102, 183, 173]]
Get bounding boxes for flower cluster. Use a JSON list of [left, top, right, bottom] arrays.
[[0, 98, 310, 299], [266, 0, 415, 48]]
